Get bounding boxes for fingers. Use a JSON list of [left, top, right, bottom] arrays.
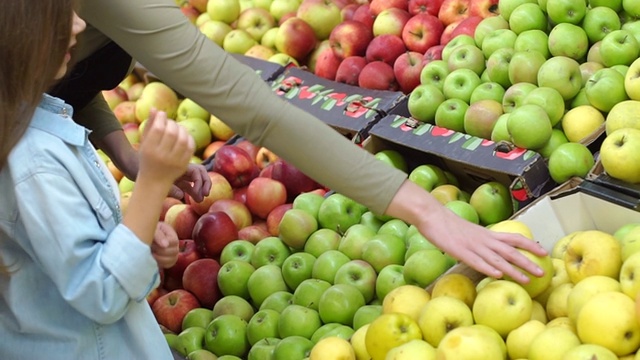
[[177, 164, 210, 202]]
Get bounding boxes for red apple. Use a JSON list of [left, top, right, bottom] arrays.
[[314, 47, 343, 80], [440, 19, 462, 45], [189, 0, 208, 12], [352, 4, 376, 30], [208, 198, 253, 230], [438, 0, 470, 26], [449, 15, 483, 39], [234, 140, 261, 162], [151, 289, 201, 334], [160, 197, 183, 222], [335, 56, 368, 85], [245, 177, 288, 219], [192, 211, 239, 258], [469, 0, 498, 18], [164, 203, 200, 240], [394, 51, 426, 93], [188, 171, 234, 215], [329, 20, 374, 60], [341, 3, 359, 21], [278, 12, 297, 26], [408, 0, 444, 16], [102, 86, 128, 110], [233, 186, 249, 204], [266, 203, 294, 236], [255, 147, 279, 170], [365, 34, 407, 65], [182, 258, 222, 309], [332, 0, 356, 9], [424, 44, 444, 62], [147, 287, 168, 307], [369, 0, 409, 16], [264, 159, 322, 202], [112, 101, 137, 124], [180, 4, 201, 23], [213, 145, 261, 189], [402, 13, 444, 53], [275, 17, 318, 62], [163, 239, 201, 291], [358, 61, 400, 91], [238, 224, 272, 244]]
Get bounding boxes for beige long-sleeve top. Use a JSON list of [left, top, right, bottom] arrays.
[[74, 0, 407, 215]]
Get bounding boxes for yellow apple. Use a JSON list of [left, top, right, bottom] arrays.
[[209, 114, 235, 141], [471, 324, 507, 358], [621, 227, 640, 262], [534, 258, 570, 308], [310, 336, 356, 360], [384, 339, 436, 360], [545, 316, 576, 333], [487, 219, 534, 239], [625, 58, 640, 100], [365, 313, 422, 360], [134, 81, 179, 123], [528, 327, 581, 360], [382, 285, 431, 322], [417, 296, 473, 348], [505, 320, 546, 360], [350, 324, 371, 360], [429, 273, 477, 308], [551, 231, 582, 259], [576, 291, 640, 356], [475, 276, 495, 293], [563, 230, 622, 284], [503, 250, 554, 298], [562, 344, 618, 360], [560, 105, 605, 142], [436, 325, 505, 359], [472, 280, 533, 337], [430, 184, 467, 205], [600, 127, 640, 184], [545, 282, 574, 320], [566, 275, 621, 323], [530, 300, 547, 323]]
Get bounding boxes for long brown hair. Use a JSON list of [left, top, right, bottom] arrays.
[[0, 0, 75, 169]]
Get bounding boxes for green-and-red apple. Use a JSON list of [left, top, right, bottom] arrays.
[[211, 295, 255, 322], [278, 208, 318, 250], [463, 99, 504, 139]]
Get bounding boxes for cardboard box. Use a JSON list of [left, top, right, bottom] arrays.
[[426, 177, 640, 290], [230, 54, 286, 82], [364, 114, 556, 211], [587, 158, 640, 204], [269, 67, 408, 143]]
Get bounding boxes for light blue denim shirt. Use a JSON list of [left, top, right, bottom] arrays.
[[0, 94, 172, 359]]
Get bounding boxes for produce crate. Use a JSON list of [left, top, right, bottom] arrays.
[[425, 177, 640, 291], [230, 54, 286, 82], [364, 114, 556, 211], [268, 67, 408, 144], [587, 159, 640, 207]]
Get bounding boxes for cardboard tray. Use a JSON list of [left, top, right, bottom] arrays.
[[587, 158, 640, 203], [230, 54, 286, 82], [425, 177, 640, 291], [364, 114, 556, 211], [268, 67, 408, 144]]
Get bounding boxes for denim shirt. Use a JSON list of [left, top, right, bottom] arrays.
[[0, 94, 171, 359]]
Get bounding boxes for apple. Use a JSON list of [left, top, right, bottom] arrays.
[[208, 199, 253, 231], [507, 103, 552, 150], [311, 249, 351, 284], [468, 0, 499, 18], [501, 82, 536, 113], [274, 17, 318, 62], [484, 47, 514, 90], [481, 28, 517, 60], [264, 203, 292, 237], [548, 23, 589, 62], [134, 82, 179, 123], [521, 86, 565, 127], [402, 13, 444, 54], [373, 8, 411, 37], [334, 55, 368, 85], [297, 0, 343, 41], [341, 3, 359, 21], [365, 312, 422, 360], [474, 15, 509, 49], [271, 335, 314, 359], [205, 314, 250, 358], [223, 28, 259, 54], [199, 20, 234, 47], [469, 181, 512, 226], [600, 128, 640, 184], [250, 236, 291, 268], [263, 159, 322, 203], [182, 258, 222, 308], [445, 200, 480, 223], [217, 260, 256, 299], [419, 59, 450, 90], [417, 295, 474, 347], [437, 325, 506, 359], [281, 252, 317, 291], [434, 98, 468, 132], [442, 68, 482, 105], [423, 44, 444, 63], [408, 0, 444, 16], [304, 228, 342, 257], [269, 0, 297, 21], [337, 223, 377, 260], [361, 234, 406, 273], [244, 177, 287, 220], [586, 68, 629, 115], [508, 3, 547, 35], [164, 239, 200, 288], [508, 50, 545, 86], [447, 44, 485, 76], [537, 56, 582, 101], [291, 278, 332, 311], [472, 280, 532, 337], [102, 86, 128, 111], [182, 308, 215, 331], [393, 51, 426, 94], [317, 193, 367, 235], [188, 171, 234, 216], [318, 283, 366, 326], [152, 289, 201, 334], [365, 34, 406, 65], [600, 29, 640, 68], [437, 0, 470, 26], [358, 61, 400, 91], [403, 249, 451, 288], [351, 3, 376, 30], [430, 184, 467, 205], [259, 291, 293, 313], [310, 323, 356, 343], [312, 47, 341, 80], [247, 264, 289, 308], [582, 6, 621, 45], [462, 99, 503, 139], [407, 83, 446, 123], [564, 230, 622, 284], [247, 310, 281, 346], [547, 0, 586, 24], [514, 29, 550, 59], [213, 145, 260, 189], [164, 204, 200, 241], [333, 259, 378, 303], [447, 15, 483, 42], [112, 101, 137, 125], [369, 0, 409, 15]]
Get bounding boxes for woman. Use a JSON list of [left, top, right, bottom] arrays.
[[56, 0, 547, 282], [0, 1, 192, 358]]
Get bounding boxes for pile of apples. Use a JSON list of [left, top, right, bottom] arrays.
[[405, 0, 640, 186]]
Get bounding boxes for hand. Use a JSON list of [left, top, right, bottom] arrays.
[[151, 222, 179, 268], [168, 163, 212, 203]]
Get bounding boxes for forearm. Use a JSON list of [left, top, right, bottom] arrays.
[[93, 129, 139, 180], [122, 177, 172, 246]]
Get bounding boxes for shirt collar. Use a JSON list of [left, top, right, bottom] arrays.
[[30, 94, 88, 147]]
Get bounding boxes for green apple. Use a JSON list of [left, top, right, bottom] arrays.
[[236, 7, 276, 42], [246, 309, 280, 346], [359, 211, 385, 233], [521, 86, 565, 127], [537, 56, 582, 100], [447, 44, 486, 75], [318, 283, 366, 326], [258, 290, 293, 313], [469, 181, 513, 226], [441, 34, 477, 62], [615, 223, 640, 242], [442, 68, 482, 104], [178, 326, 207, 356], [445, 200, 480, 224], [434, 98, 469, 133], [199, 20, 233, 47], [570, 87, 590, 108], [205, 314, 250, 358], [188, 348, 220, 360], [419, 60, 450, 91], [589, 0, 622, 12], [310, 323, 355, 343], [271, 335, 314, 360], [338, 224, 377, 260], [507, 103, 553, 150], [375, 264, 406, 300], [503, 250, 554, 298], [408, 83, 446, 123], [278, 304, 322, 339], [501, 81, 537, 114], [490, 113, 511, 142], [481, 28, 517, 59], [508, 50, 546, 85], [377, 219, 410, 240], [498, 0, 538, 22], [485, 47, 515, 90], [317, 193, 368, 235], [537, 128, 569, 159], [177, 98, 209, 122], [267, 52, 299, 67], [223, 29, 258, 54], [207, 0, 241, 24], [508, 3, 547, 34], [361, 234, 406, 273], [303, 228, 342, 257], [282, 252, 317, 291], [220, 239, 255, 265], [470, 82, 506, 104], [546, 0, 586, 24], [405, 232, 440, 261], [408, 164, 449, 192], [292, 192, 325, 219], [250, 236, 291, 268], [624, 0, 640, 19], [352, 304, 383, 330], [278, 208, 318, 250], [582, 6, 621, 44], [599, 128, 640, 184], [291, 278, 332, 310], [622, 20, 640, 46], [334, 260, 378, 303], [247, 264, 289, 308], [176, 117, 212, 153], [548, 23, 589, 61], [311, 249, 351, 284], [211, 295, 255, 322], [585, 68, 629, 113], [247, 338, 281, 360], [182, 308, 215, 330], [600, 29, 640, 67], [514, 29, 550, 59], [403, 249, 452, 288], [474, 15, 510, 49], [218, 260, 255, 299]]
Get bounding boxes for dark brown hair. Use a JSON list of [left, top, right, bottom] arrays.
[[0, 0, 75, 169]]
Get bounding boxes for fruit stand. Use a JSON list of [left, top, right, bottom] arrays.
[[103, 0, 640, 359]]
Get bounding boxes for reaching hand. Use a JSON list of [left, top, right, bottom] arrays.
[[168, 163, 212, 203], [151, 222, 179, 269]]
